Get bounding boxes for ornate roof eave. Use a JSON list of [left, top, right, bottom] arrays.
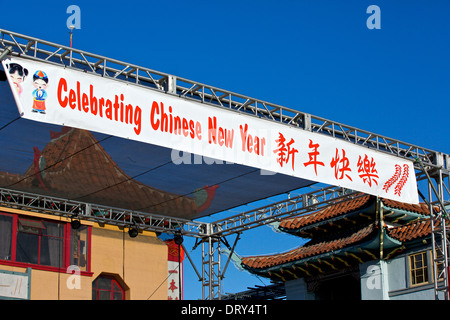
[[278, 202, 376, 236], [241, 199, 435, 281], [278, 202, 378, 239], [362, 227, 403, 250], [245, 241, 380, 281], [278, 196, 431, 237], [242, 221, 425, 281], [242, 223, 385, 277], [382, 205, 430, 224]]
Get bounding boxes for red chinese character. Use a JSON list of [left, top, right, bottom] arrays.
[[303, 139, 324, 175], [330, 148, 352, 181], [357, 154, 379, 187], [273, 132, 298, 170], [168, 279, 178, 293]]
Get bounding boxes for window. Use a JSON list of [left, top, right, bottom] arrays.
[[92, 276, 125, 300], [0, 212, 91, 273], [16, 218, 63, 267], [409, 252, 429, 286], [0, 214, 13, 261], [70, 225, 89, 272]]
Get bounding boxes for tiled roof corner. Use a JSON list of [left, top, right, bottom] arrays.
[[241, 223, 377, 270], [279, 195, 431, 234], [387, 218, 432, 242], [381, 198, 430, 216], [279, 194, 374, 232]]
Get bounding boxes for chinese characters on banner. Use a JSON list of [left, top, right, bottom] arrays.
[[271, 132, 414, 201], [273, 132, 298, 170], [166, 240, 184, 300], [2, 57, 419, 204]]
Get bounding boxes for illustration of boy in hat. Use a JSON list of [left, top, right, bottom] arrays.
[[32, 70, 48, 114]]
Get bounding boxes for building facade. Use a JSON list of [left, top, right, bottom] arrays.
[[0, 206, 178, 300], [0, 127, 184, 300], [240, 195, 444, 300]]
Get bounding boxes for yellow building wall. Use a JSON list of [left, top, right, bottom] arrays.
[[90, 225, 168, 300], [0, 208, 169, 300]]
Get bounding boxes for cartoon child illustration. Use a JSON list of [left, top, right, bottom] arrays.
[[32, 70, 49, 114], [7, 63, 28, 97]]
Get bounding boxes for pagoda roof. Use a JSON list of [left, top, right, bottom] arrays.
[[279, 194, 430, 236], [0, 127, 198, 218], [240, 195, 435, 281], [241, 222, 379, 271], [241, 218, 433, 279]]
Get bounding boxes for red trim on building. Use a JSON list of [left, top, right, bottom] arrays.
[[0, 211, 92, 276]]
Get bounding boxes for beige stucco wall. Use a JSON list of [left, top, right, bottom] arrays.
[[90, 226, 168, 300], [0, 208, 169, 300]]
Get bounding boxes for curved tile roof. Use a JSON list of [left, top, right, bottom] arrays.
[[242, 223, 377, 270], [382, 198, 430, 215], [0, 127, 197, 218], [387, 219, 432, 242], [242, 217, 437, 272], [279, 195, 373, 232], [279, 194, 430, 232]]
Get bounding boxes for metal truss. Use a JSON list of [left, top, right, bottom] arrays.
[[430, 176, 450, 300], [201, 233, 222, 300], [211, 185, 362, 237], [416, 162, 450, 300], [0, 28, 448, 172], [0, 187, 207, 238], [1, 28, 450, 300]]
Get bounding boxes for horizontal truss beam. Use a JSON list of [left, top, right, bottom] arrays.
[[211, 186, 364, 237], [1, 28, 449, 172], [0, 187, 207, 238], [0, 185, 366, 239]]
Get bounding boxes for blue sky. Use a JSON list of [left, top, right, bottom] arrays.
[[2, 0, 450, 299]]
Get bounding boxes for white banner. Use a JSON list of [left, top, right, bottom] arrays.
[[167, 260, 182, 300], [2, 57, 419, 204]]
